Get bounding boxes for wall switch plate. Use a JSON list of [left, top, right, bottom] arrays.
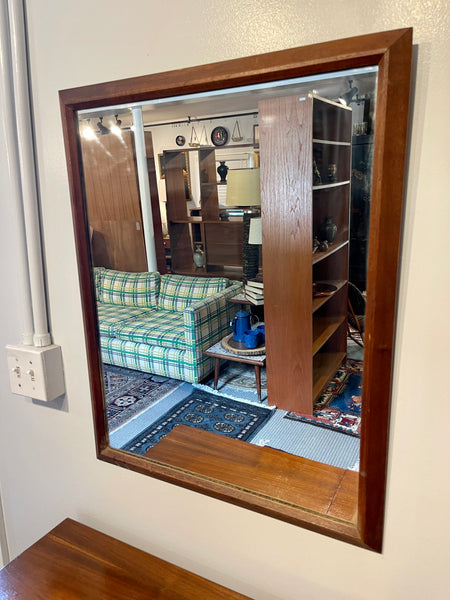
[[6, 344, 65, 401]]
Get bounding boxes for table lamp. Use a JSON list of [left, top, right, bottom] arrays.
[[226, 168, 261, 281]]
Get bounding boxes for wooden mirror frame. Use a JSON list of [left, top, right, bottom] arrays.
[[60, 28, 412, 552]]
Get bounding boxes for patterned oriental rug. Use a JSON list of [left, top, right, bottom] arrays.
[[103, 364, 182, 432], [284, 360, 363, 437], [121, 388, 274, 456]]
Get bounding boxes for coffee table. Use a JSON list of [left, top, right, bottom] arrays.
[[204, 337, 266, 401]]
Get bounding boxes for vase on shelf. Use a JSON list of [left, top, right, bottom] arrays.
[[193, 244, 204, 268], [317, 217, 337, 243], [217, 161, 229, 182]]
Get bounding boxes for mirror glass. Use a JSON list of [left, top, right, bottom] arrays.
[[76, 66, 377, 468]]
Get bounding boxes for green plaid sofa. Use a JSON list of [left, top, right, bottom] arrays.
[[94, 268, 242, 382]]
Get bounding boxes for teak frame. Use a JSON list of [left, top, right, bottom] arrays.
[[60, 28, 412, 552]]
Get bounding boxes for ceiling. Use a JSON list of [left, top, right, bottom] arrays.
[[78, 67, 377, 129]]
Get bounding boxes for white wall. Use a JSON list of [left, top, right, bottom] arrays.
[[0, 1, 449, 598]]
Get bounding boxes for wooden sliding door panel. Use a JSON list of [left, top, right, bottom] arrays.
[[81, 130, 166, 274]]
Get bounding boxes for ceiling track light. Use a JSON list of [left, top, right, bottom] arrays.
[[339, 79, 359, 106], [110, 114, 123, 137], [82, 119, 96, 140], [97, 116, 110, 135]]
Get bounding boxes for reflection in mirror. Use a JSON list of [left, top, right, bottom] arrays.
[[61, 27, 412, 552], [77, 67, 377, 468]]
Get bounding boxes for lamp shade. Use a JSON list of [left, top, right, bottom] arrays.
[[226, 168, 261, 206], [248, 217, 262, 245]]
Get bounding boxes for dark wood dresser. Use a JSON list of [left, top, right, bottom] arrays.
[[0, 518, 251, 599]]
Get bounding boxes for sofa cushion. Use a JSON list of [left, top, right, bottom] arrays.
[[113, 309, 187, 349], [100, 337, 191, 381], [159, 274, 229, 312], [97, 304, 151, 337], [98, 269, 160, 309]]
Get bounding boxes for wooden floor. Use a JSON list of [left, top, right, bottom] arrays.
[[145, 425, 358, 523], [0, 518, 251, 599]]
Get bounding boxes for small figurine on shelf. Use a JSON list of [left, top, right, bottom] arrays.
[[327, 163, 337, 183], [193, 244, 204, 268]]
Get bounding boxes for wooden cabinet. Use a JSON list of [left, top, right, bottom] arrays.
[[80, 130, 166, 273], [259, 93, 351, 414], [165, 148, 245, 279], [0, 518, 251, 599]]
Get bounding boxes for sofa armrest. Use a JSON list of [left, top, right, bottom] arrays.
[[183, 282, 243, 351]]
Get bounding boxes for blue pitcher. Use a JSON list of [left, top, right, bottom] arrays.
[[230, 310, 258, 342]]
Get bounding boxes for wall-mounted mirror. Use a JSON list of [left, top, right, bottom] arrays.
[[60, 28, 412, 552]]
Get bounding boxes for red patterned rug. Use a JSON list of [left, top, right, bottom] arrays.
[[104, 364, 182, 432], [284, 360, 363, 437]]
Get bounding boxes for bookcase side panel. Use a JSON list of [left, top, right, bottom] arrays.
[[259, 94, 313, 413]]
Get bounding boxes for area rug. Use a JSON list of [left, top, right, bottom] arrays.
[[198, 363, 268, 402], [284, 360, 363, 437], [103, 364, 182, 432], [120, 388, 274, 455]]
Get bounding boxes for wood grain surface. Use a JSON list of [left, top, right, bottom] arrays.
[[259, 93, 314, 414], [0, 518, 252, 599], [145, 425, 358, 522]]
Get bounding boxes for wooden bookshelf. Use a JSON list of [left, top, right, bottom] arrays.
[[260, 93, 351, 414], [165, 147, 260, 280]]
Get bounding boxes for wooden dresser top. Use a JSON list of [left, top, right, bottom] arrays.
[[0, 518, 251, 599]]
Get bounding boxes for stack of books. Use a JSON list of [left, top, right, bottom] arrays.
[[244, 275, 264, 305]]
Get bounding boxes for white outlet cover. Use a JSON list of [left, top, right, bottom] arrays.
[[6, 344, 65, 401]]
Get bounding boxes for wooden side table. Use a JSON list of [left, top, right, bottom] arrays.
[[204, 338, 266, 402]]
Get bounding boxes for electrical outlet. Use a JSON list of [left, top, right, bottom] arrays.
[[6, 344, 65, 401]]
